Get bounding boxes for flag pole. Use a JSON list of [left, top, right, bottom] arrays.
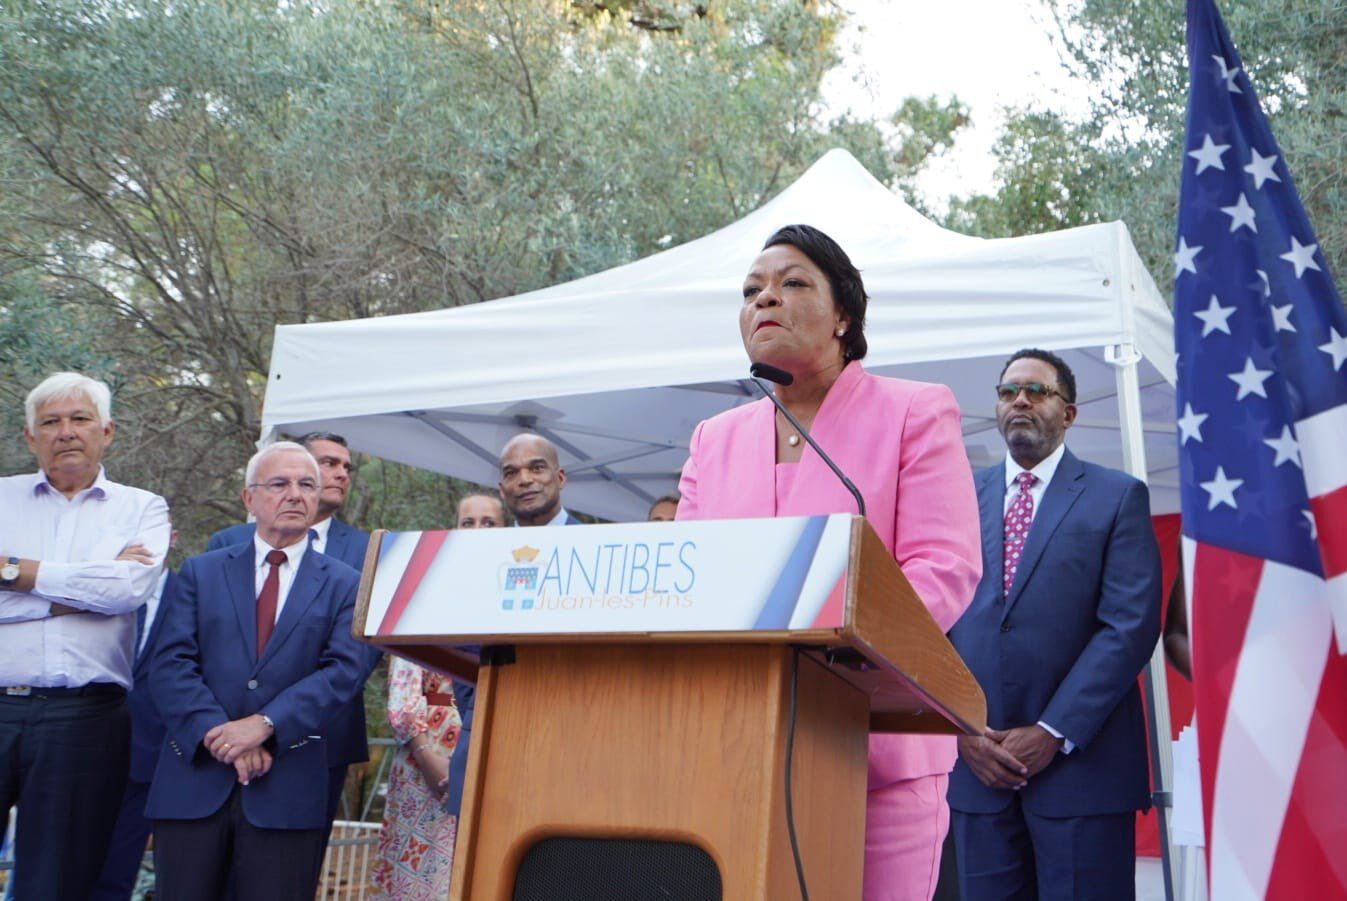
[[1107, 336, 1179, 901]]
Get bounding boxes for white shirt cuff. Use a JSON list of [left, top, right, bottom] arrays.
[[1037, 720, 1075, 754]]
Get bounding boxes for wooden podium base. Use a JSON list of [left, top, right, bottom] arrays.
[[450, 643, 869, 899]]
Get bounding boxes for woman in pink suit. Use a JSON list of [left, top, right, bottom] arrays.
[[677, 224, 982, 900]]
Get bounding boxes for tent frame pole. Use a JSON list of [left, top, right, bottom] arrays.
[[1108, 342, 1180, 901]]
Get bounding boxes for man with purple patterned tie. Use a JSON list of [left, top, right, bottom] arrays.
[[946, 349, 1163, 900]]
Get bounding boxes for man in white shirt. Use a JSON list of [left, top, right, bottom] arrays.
[[498, 433, 580, 527], [147, 442, 365, 899], [0, 371, 169, 901]]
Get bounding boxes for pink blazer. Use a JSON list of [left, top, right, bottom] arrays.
[[677, 362, 982, 786]]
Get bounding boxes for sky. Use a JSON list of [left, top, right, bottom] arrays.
[[821, 0, 1094, 210]]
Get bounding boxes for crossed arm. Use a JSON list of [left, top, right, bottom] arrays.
[[0, 496, 170, 622]]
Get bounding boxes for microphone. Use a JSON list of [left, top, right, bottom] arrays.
[[748, 363, 866, 518]]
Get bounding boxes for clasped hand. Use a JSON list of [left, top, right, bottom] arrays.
[[957, 724, 1064, 790], [205, 714, 276, 784]]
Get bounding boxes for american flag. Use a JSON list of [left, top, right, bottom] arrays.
[[1175, 1, 1347, 898]]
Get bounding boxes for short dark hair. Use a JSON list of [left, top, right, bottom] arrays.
[[998, 348, 1077, 403], [296, 431, 348, 450], [649, 494, 680, 514], [762, 224, 868, 361]]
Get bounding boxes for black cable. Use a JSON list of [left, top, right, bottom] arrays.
[[785, 646, 810, 900]]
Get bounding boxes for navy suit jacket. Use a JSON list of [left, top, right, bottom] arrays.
[[128, 571, 175, 784], [145, 544, 366, 830], [207, 517, 379, 767], [947, 448, 1162, 817]]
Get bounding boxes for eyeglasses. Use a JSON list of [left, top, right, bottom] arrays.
[[248, 478, 320, 495], [995, 382, 1066, 403]]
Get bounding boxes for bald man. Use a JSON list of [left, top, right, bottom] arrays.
[[497, 434, 580, 527]]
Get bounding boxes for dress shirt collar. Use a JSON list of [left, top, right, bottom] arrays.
[[32, 466, 110, 500], [513, 506, 572, 527], [252, 532, 307, 572], [1004, 442, 1067, 493]]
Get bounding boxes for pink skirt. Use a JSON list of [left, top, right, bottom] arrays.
[[863, 773, 951, 901]]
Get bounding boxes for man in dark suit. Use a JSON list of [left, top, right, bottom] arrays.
[[947, 348, 1162, 900], [206, 431, 377, 833], [91, 562, 176, 900], [148, 441, 366, 899]]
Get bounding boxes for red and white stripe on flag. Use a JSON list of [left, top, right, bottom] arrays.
[[1187, 401, 1347, 900]]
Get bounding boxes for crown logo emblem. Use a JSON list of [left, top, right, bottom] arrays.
[[511, 545, 540, 563]]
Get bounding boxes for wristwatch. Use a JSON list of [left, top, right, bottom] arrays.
[[0, 557, 19, 587]]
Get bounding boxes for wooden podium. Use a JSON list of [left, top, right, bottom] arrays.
[[355, 515, 985, 900]]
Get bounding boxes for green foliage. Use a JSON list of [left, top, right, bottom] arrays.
[[952, 0, 1347, 293], [947, 109, 1105, 237], [0, 0, 963, 551]]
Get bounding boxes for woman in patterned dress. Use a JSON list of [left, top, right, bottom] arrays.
[[369, 493, 508, 898]]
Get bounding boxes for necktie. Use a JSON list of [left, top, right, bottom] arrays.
[[256, 549, 288, 656], [1003, 471, 1038, 596]]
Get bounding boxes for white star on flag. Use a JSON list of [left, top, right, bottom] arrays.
[[1271, 304, 1296, 332], [1280, 236, 1321, 278], [1213, 54, 1242, 92], [1220, 193, 1257, 232], [1228, 357, 1273, 399], [1194, 295, 1237, 336], [1174, 237, 1203, 276], [1189, 133, 1231, 173], [1244, 148, 1281, 189], [1263, 425, 1302, 468], [1177, 403, 1208, 445], [1320, 327, 1347, 371], [1303, 508, 1318, 540], [1200, 465, 1243, 510]]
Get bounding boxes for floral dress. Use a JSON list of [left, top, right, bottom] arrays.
[[370, 656, 462, 900]]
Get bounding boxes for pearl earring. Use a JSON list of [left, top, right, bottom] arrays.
[[835, 327, 846, 337]]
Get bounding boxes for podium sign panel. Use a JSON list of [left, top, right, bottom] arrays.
[[366, 514, 853, 639]]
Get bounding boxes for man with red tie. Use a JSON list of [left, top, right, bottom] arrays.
[[146, 442, 367, 899]]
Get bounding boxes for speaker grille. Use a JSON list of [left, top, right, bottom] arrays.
[[512, 836, 722, 901]]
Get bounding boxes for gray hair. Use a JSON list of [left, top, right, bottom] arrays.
[[25, 372, 113, 429], [244, 441, 321, 487]]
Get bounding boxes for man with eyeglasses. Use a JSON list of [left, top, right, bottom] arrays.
[[147, 441, 366, 899], [206, 431, 377, 852], [945, 348, 1162, 900]]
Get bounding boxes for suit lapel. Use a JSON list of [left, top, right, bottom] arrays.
[[1003, 448, 1086, 620], [740, 398, 778, 515], [226, 545, 259, 662], [977, 464, 1006, 607], [257, 549, 325, 669], [793, 363, 864, 503], [323, 520, 345, 560]]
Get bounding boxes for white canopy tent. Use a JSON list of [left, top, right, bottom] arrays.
[[261, 148, 1178, 522]]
